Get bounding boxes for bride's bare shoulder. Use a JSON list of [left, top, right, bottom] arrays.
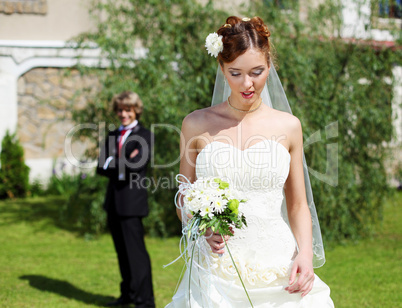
[[182, 104, 225, 134], [269, 108, 302, 132]]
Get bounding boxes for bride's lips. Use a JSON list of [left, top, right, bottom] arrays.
[[241, 91, 254, 99]]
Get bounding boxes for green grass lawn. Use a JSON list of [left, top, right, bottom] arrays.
[[0, 192, 400, 307]]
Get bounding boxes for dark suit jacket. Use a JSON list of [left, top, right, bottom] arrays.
[[97, 123, 153, 217]]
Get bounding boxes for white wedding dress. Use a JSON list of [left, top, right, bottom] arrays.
[[166, 139, 334, 308]]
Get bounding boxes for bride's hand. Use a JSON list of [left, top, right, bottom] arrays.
[[285, 253, 315, 297], [204, 228, 230, 255]]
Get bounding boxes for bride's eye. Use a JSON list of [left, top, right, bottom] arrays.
[[252, 70, 264, 76], [230, 72, 241, 77]]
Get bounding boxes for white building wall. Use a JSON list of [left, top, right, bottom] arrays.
[[341, 0, 400, 41], [0, 0, 95, 41]]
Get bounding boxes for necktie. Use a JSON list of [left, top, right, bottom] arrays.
[[118, 129, 127, 157]]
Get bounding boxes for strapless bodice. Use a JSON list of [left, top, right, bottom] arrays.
[[196, 139, 291, 218], [196, 139, 291, 190]]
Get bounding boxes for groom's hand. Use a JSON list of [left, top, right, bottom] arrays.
[[130, 149, 139, 158]]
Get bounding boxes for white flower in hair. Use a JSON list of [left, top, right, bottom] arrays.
[[205, 32, 223, 57]]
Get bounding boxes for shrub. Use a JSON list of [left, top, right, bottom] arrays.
[[0, 131, 30, 199], [49, 169, 108, 236], [34, 160, 108, 236], [29, 179, 46, 197], [60, 172, 108, 237]]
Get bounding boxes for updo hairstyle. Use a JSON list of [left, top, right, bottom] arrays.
[[112, 91, 144, 120], [217, 16, 272, 66]]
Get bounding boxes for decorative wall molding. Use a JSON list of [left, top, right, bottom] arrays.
[[0, 40, 102, 181], [0, 40, 105, 142], [0, 40, 105, 75]]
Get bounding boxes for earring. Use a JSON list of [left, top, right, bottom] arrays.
[[224, 77, 227, 86]]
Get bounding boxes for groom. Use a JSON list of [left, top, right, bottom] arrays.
[[97, 91, 155, 308]]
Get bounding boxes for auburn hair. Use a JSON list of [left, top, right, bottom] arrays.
[[216, 16, 272, 66]]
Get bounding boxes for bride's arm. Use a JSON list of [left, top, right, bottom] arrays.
[[283, 116, 315, 297], [177, 111, 228, 254], [176, 113, 199, 221]]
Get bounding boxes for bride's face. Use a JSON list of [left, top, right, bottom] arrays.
[[221, 48, 270, 106]]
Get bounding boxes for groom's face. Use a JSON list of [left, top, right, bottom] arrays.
[[116, 103, 136, 126]]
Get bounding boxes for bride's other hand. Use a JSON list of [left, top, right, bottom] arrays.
[[204, 228, 230, 254], [285, 253, 315, 297]]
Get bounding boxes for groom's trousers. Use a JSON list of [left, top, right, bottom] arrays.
[[107, 202, 154, 307]]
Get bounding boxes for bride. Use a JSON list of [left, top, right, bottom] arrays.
[[166, 16, 334, 307]]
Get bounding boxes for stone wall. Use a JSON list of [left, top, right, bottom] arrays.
[[17, 67, 100, 160], [0, 0, 47, 15]]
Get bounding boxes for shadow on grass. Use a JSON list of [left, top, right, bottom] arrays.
[[0, 196, 86, 234], [19, 275, 114, 307]]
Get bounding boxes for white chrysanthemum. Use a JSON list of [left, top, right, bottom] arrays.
[[213, 197, 228, 214], [185, 190, 195, 200], [191, 189, 203, 201], [206, 188, 219, 199], [200, 194, 213, 207], [200, 204, 214, 218], [205, 33, 223, 57], [190, 198, 205, 212]]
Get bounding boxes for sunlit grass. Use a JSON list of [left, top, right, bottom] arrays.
[[315, 191, 402, 307], [0, 196, 183, 307], [0, 192, 400, 307]]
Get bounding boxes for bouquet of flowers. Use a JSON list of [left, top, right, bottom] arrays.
[[175, 175, 254, 307], [182, 177, 247, 239]]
